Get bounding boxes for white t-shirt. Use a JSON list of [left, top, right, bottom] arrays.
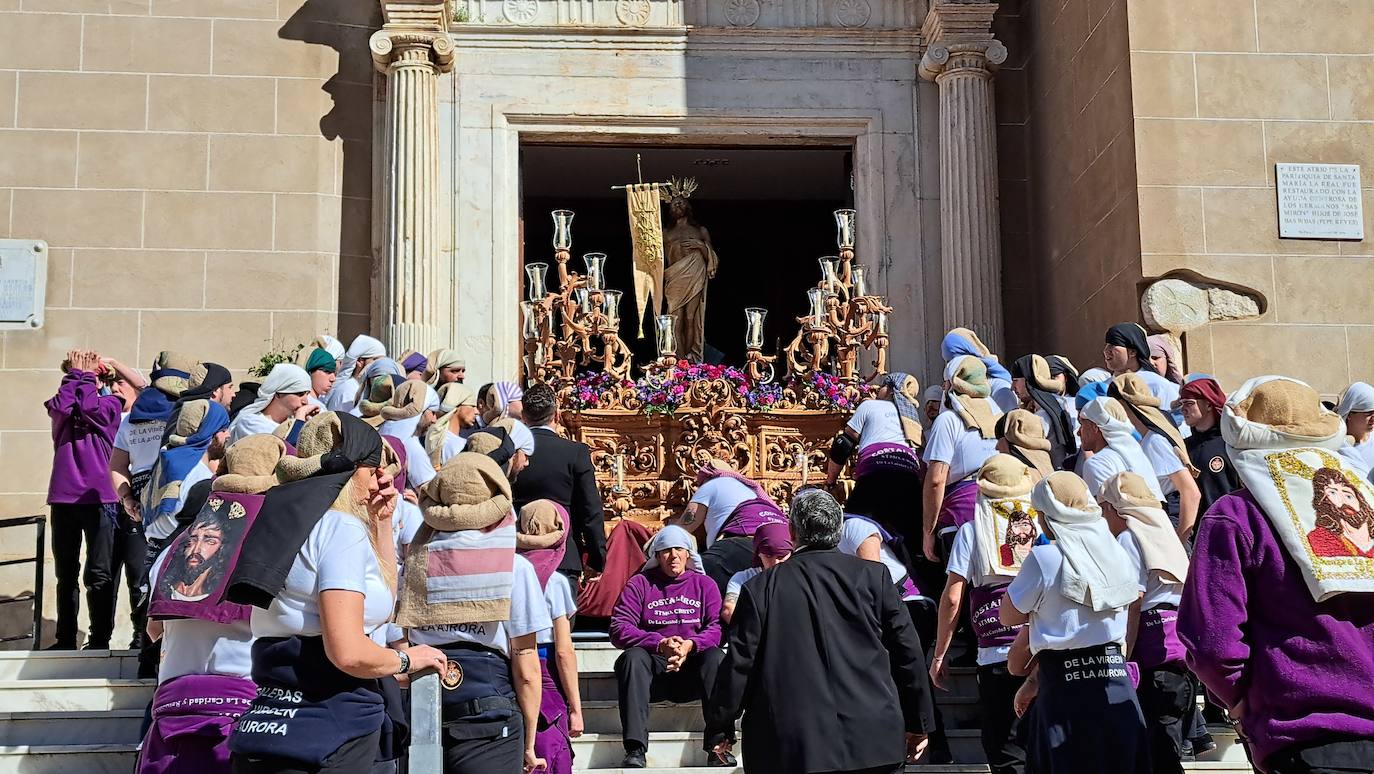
[[1141, 432, 1183, 496], [1006, 544, 1135, 655], [1135, 370, 1181, 417], [392, 498, 423, 560], [409, 554, 551, 657], [1340, 437, 1374, 477], [439, 431, 467, 467], [148, 550, 254, 682], [228, 410, 283, 446], [403, 435, 437, 489], [946, 521, 1010, 666], [725, 567, 762, 601], [252, 510, 394, 641], [691, 476, 757, 546], [838, 519, 918, 601], [846, 399, 906, 451], [1117, 530, 1182, 611], [990, 377, 1019, 414], [924, 409, 1000, 483], [535, 571, 577, 645], [1080, 447, 1162, 502], [115, 415, 166, 474], [146, 460, 214, 541], [325, 379, 362, 414]]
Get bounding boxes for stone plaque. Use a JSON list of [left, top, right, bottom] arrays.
[[0, 239, 48, 330], [1276, 163, 1365, 240]]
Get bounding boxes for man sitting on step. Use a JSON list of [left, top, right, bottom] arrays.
[[610, 526, 736, 768]]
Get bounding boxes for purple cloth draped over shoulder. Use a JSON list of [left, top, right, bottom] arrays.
[[536, 656, 574, 774], [853, 442, 920, 480], [936, 478, 978, 531], [138, 673, 256, 774], [149, 491, 263, 625], [717, 497, 788, 540]]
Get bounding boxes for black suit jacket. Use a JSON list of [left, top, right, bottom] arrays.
[[709, 546, 934, 774], [513, 427, 607, 573]]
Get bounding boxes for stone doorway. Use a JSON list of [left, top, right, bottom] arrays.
[[520, 143, 853, 367]]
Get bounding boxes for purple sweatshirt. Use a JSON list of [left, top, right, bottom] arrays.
[[1179, 489, 1374, 767], [610, 568, 722, 654], [45, 370, 123, 505]]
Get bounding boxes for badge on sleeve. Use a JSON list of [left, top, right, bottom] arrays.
[[1209, 456, 1225, 473], [441, 659, 464, 690]]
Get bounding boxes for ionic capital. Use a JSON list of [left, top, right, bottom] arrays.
[[919, 0, 1005, 82], [919, 40, 1007, 81], [370, 29, 455, 73]]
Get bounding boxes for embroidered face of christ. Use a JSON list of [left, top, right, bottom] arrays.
[[1005, 510, 1036, 563], [1310, 467, 1374, 556]]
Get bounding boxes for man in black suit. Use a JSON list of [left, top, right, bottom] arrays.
[[513, 384, 607, 583], [709, 488, 933, 774]]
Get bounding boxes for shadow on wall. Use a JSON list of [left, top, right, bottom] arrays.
[[279, 0, 381, 341]]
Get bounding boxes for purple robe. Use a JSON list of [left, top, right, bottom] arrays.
[[138, 673, 255, 774], [936, 478, 978, 530], [535, 656, 574, 774], [1179, 489, 1374, 768]]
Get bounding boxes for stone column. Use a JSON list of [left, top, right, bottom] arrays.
[[370, 2, 454, 356], [920, 1, 1008, 354]]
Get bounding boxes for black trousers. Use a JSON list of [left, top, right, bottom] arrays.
[[702, 536, 754, 599], [1264, 737, 1374, 774], [232, 728, 382, 774], [615, 646, 732, 752], [443, 724, 524, 774], [49, 503, 116, 649], [977, 662, 1026, 774], [112, 507, 147, 649], [1138, 665, 1193, 774], [137, 536, 167, 676]]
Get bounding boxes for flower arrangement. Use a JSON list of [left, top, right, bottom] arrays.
[[567, 361, 787, 417], [567, 370, 635, 411], [789, 370, 868, 411]]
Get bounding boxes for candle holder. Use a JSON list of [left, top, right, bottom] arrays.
[[583, 252, 607, 292], [806, 287, 829, 327], [612, 453, 628, 495], [601, 289, 622, 329], [525, 262, 549, 302], [655, 314, 677, 359], [744, 307, 776, 383], [851, 265, 869, 299], [834, 209, 856, 251], [552, 209, 574, 251]]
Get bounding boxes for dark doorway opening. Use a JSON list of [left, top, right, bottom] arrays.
[[521, 144, 852, 368]]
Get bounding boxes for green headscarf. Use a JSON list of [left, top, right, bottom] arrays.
[[304, 347, 336, 374]]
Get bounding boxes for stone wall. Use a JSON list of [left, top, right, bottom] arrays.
[[0, 0, 378, 644], [1126, 0, 1374, 396], [996, 0, 1142, 369]]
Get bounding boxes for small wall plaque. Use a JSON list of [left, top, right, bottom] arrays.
[[0, 239, 48, 330], [1276, 163, 1365, 240]]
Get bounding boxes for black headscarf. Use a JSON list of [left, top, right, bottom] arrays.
[[467, 426, 516, 468], [1045, 355, 1080, 396], [181, 362, 233, 402], [227, 412, 384, 609], [1011, 355, 1077, 466], [229, 382, 261, 421], [1105, 323, 1157, 374]]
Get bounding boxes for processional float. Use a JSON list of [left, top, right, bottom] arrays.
[[520, 184, 893, 525]]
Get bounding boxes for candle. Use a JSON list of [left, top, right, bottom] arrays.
[[818, 257, 840, 293], [797, 451, 809, 483], [601, 289, 622, 327], [615, 454, 625, 491], [575, 287, 592, 314], [834, 208, 856, 250], [525, 263, 548, 302], [873, 310, 889, 335], [744, 307, 767, 349], [583, 252, 607, 291], [521, 301, 539, 340], [806, 287, 828, 325], [851, 265, 868, 298], [552, 209, 574, 251]]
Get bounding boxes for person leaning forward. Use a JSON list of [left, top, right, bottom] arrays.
[[709, 488, 935, 774]]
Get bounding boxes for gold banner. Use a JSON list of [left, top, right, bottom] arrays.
[[625, 183, 665, 337]]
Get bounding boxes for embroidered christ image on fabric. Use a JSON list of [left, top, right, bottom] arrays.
[[1308, 466, 1374, 559], [999, 508, 1037, 568]]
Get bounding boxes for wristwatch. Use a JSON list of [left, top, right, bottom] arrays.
[[394, 649, 410, 675]]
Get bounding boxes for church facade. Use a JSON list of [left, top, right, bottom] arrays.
[[0, 0, 1371, 535]]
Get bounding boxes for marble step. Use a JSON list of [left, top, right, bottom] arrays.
[[0, 650, 140, 680], [0, 679, 153, 712], [0, 710, 143, 745]]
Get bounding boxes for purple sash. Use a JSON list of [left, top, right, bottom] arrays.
[[968, 582, 1020, 650], [854, 442, 920, 479], [936, 478, 979, 530], [536, 656, 574, 774], [1131, 606, 1184, 670], [149, 491, 262, 625], [718, 497, 788, 540], [139, 673, 255, 774]]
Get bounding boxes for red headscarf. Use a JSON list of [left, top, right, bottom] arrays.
[[1179, 377, 1226, 413]]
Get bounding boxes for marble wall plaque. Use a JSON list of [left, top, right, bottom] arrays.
[[1276, 162, 1365, 240], [0, 239, 47, 330]]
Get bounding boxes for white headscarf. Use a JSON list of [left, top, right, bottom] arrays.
[[339, 334, 386, 381], [1336, 382, 1374, 419], [1080, 397, 1165, 501], [230, 363, 310, 444], [1079, 368, 1112, 385], [642, 524, 704, 574], [427, 350, 466, 385], [506, 418, 535, 456], [315, 334, 345, 361], [1032, 472, 1140, 612]]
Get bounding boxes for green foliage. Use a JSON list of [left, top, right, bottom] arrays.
[[453, 6, 470, 22], [249, 342, 305, 378]]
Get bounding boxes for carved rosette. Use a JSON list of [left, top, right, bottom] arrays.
[[503, 0, 538, 24], [616, 0, 652, 26], [724, 0, 761, 27], [833, 0, 871, 28]]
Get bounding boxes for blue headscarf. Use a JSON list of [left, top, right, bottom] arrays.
[[941, 329, 1012, 382], [146, 401, 230, 520], [128, 365, 191, 424], [1074, 380, 1112, 411]]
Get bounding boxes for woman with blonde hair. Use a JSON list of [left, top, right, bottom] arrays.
[[226, 412, 446, 773]]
